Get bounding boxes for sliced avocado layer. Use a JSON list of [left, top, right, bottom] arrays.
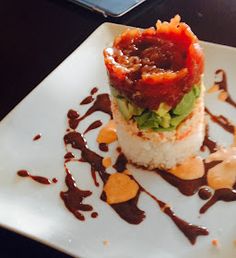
[[172, 89, 195, 115], [112, 84, 201, 132]]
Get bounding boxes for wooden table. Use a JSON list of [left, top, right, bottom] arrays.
[[0, 0, 236, 257]]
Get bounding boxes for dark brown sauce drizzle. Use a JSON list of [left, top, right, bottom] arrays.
[[154, 169, 206, 196], [116, 147, 122, 153], [164, 206, 208, 244], [52, 178, 58, 183], [79, 157, 86, 162], [90, 87, 98, 95], [69, 119, 79, 130], [79, 87, 98, 105], [80, 96, 94, 105], [67, 109, 80, 119], [99, 143, 108, 152], [113, 153, 128, 172], [201, 124, 218, 153], [142, 186, 208, 244], [33, 134, 41, 141], [64, 152, 75, 159], [68, 94, 112, 130], [198, 188, 212, 200], [91, 167, 99, 187], [112, 153, 208, 243], [60, 167, 93, 221], [84, 93, 112, 116], [150, 156, 235, 217], [91, 212, 98, 218], [205, 107, 234, 134], [64, 131, 145, 224], [152, 161, 222, 197], [101, 190, 146, 225], [67, 109, 80, 130], [215, 69, 236, 108], [17, 170, 57, 185], [200, 188, 236, 214], [81, 94, 112, 119], [196, 69, 236, 214], [84, 120, 102, 134]]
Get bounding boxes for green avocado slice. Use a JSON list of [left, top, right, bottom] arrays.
[[172, 90, 195, 116], [135, 112, 161, 130]]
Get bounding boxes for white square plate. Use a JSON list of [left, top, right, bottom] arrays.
[[0, 23, 236, 258]]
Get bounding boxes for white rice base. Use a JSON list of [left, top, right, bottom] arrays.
[[112, 88, 205, 169]]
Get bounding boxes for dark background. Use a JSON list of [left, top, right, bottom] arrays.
[[0, 0, 236, 257]]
